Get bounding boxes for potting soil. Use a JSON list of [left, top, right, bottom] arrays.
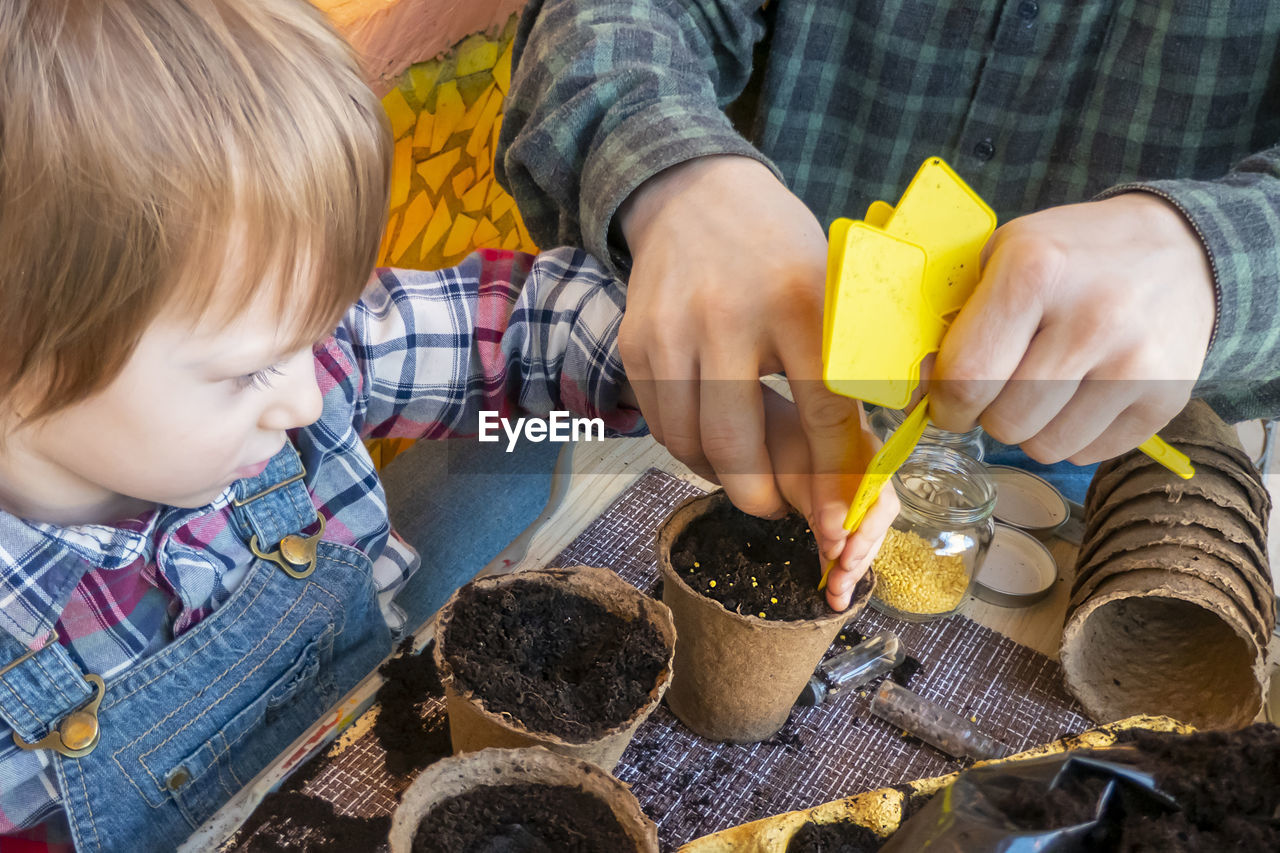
[[670, 503, 835, 620], [785, 820, 886, 853], [231, 642, 448, 850], [410, 783, 634, 852], [375, 640, 451, 776], [1111, 724, 1280, 850], [238, 793, 391, 853], [445, 580, 669, 740], [884, 723, 1280, 851]]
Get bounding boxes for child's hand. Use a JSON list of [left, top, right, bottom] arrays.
[[762, 387, 899, 611]]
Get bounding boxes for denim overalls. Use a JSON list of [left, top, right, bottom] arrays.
[[0, 447, 391, 851]]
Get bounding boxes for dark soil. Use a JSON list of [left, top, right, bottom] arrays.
[[891, 786, 934, 825], [375, 639, 451, 776], [671, 503, 855, 620], [240, 793, 391, 852], [234, 641, 449, 851], [785, 820, 885, 853], [792, 726, 1280, 851], [967, 725, 1280, 849], [888, 656, 922, 689], [1110, 724, 1280, 851], [444, 578, 669, 740], [987, 771, 1111, 831], [411, 782, 635, 852]]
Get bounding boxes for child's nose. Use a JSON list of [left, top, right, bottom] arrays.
[[259, 363, 323, 431]]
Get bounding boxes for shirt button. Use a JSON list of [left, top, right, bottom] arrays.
[[1019, 0, 1039, 21], [973, 138, 995, 162]]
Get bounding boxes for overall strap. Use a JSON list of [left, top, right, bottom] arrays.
[[229, 444, 325, 579], [0, 445, 320, 757], [228, 444, 319, 548], [0, 634, 98, 752]]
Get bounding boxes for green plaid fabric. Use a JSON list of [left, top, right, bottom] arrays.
[[497, 0, 1280, 421]]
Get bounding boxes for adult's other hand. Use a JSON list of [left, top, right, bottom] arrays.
[[931, 193, 1216, 463]]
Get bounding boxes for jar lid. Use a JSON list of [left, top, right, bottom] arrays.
[[972, 523, 1058, 607], [986, 465, 1070, 537]]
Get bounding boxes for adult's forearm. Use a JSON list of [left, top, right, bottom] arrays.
[[495, 0, 770, 273]]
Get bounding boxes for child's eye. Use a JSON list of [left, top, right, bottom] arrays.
[[232, 364, 285, 391]]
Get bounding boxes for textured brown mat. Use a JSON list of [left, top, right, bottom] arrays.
[[225, 467, 1090, 852]]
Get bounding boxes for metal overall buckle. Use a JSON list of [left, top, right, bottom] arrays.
[[249, 513, 326, 579], [3, 643, 106, 758]]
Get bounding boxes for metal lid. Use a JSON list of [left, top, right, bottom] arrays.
[[973, 523, 1059, 607], [985, 465, 1070, 538]]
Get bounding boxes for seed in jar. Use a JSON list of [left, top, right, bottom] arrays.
[[870, 527, 968, 614]]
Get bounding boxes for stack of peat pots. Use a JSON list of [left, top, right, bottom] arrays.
[[1062, 400, 1274, 729]]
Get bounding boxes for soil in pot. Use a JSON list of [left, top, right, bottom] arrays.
[[443, 579, 669, 741], [410, 782, 634, 853], [669, 502, 833, 620]]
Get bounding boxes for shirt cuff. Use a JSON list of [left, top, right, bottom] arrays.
[[580, 98, 779, 277], [1098, 173, 1280, 420]]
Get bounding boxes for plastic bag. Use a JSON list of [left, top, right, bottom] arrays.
[[879, 745, 1180, 852]]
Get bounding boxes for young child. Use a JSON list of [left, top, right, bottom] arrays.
[[0, 1, 890, 849]]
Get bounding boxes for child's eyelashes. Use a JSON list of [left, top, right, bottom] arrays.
[[232, 364, 286, 391]]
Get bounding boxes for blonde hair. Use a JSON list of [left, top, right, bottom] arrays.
[[0, 0, 390, 419]]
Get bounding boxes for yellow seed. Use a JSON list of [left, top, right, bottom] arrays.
[[784, 560, 790, 565], [693, 561, 700, 567], [708, 580, 716, 588], [868, 528, 969, 615], [771, 597, 778, 604], [752, 581, 758, 588], [758, 612, 767, 618]]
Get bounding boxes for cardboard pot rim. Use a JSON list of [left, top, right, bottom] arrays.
[[388, 746, 658, 853], [434, 565, 676, 746], [655, 491, 867, 632]]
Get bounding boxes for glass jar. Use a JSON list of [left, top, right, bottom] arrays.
[[869, 406, 986, 462], [869, 445, 996, 622]]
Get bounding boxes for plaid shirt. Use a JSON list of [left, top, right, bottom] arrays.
[[498, 0, 1280, 421], [0, 248, 638, 840]]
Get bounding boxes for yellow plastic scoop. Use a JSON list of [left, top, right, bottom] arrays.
[[818, 158, 1192, 589]]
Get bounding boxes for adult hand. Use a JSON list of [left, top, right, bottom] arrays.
[[617, 154, 867, 558], [930, 193, 1216, 463], [761, 387, 897, 611]]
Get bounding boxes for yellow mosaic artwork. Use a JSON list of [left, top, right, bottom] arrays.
[[368, 16, 537, 469], [376, 14, 537, 271]]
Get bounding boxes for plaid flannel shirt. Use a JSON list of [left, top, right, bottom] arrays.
[[0, 248, 638, 840], [498, 0, 1280, 421]]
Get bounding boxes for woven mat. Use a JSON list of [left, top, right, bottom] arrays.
[[226, 468, 1091, 851]]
